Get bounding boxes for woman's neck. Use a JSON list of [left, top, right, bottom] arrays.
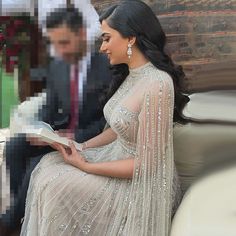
[[127, 48, 149, 69]]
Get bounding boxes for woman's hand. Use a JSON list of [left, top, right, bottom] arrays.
[[53, 142, 89, 172]]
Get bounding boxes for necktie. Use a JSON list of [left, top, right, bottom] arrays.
[[69, 64, 79, 131]]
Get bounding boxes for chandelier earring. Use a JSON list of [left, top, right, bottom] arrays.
[[127, 43, 132, 59]]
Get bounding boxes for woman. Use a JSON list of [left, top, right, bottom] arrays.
[[21, 1, 187, 235]]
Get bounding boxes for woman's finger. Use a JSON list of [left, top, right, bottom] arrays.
[[57, 144, 68, 159], [69, 141, 77, 155], [50, 142, 59, 151]]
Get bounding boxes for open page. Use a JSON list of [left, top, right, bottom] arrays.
[[23, 121, 82, 151]]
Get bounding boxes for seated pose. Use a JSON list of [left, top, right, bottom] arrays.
[[21, 1, 187, 235]]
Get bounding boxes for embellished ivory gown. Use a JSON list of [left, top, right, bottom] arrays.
[[21, 62, 180, 236]]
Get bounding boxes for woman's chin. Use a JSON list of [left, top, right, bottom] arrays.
[[109, 59, 115, 65], [109, 58, 121, 66]]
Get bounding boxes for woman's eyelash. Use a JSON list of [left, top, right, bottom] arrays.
[[103, 37, 110, 42]]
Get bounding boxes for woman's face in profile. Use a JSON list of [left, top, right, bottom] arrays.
[[100, 20, 130, 65]]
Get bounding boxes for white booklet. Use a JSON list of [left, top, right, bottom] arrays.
[[23, 121, 83, 151]]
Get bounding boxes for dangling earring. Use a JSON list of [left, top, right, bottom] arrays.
[[127, 43, 132, 59]]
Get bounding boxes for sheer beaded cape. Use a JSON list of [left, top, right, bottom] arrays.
[[20, 62, 180, 236]]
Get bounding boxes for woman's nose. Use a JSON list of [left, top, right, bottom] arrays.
[[99, 42, 106, 53]]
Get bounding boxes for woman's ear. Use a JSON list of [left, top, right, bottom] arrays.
[[128, 36, 136, 46]]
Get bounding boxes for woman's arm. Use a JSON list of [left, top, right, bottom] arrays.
[[56, 142, 134, 179], [86, 159, 134, 179], [82, 127, 117, 149]]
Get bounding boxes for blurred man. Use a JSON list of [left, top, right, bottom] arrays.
[[0, 6, 111, 235]]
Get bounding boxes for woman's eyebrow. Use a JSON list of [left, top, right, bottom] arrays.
[[101, 32, 111, 37]]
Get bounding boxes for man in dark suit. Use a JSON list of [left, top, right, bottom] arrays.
[[0, 6, 111, 234]]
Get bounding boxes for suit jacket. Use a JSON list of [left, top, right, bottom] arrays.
[[41, 53, 111, 143]]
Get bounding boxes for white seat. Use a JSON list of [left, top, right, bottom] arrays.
[[174, 122, 236, 192], [170, 165, 236, 236], [174, 89, 236, 192], [171, 89, 236, 235], [182, 90, 236, 123]]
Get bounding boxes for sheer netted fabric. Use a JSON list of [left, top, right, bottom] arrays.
[[21, 62, 180, 236]]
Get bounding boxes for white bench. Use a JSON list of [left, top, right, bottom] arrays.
[[171, 90, 236, 236]]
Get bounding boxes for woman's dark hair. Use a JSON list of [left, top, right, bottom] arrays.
[[99, 0, 189, 122], [46, 6, 84, 33]]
